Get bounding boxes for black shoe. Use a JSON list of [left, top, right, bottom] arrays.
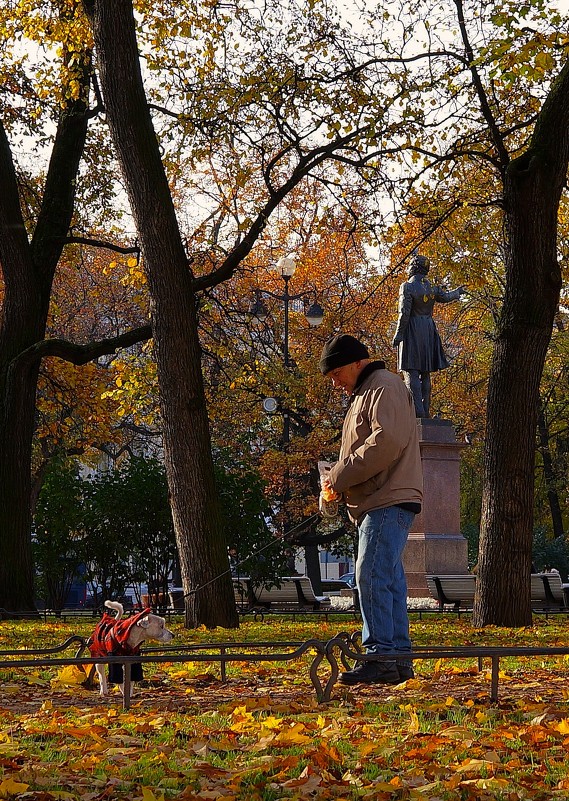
[[339, 660, 400, 686], [397, 663, 415, 681]]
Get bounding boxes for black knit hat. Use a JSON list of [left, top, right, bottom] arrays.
[[319, 334, 370, 375]]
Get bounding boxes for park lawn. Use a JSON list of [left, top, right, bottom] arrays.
[[0, 616, 568, 799]]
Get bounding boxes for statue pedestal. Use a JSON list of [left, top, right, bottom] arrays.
[[403, 418, 469, 597]]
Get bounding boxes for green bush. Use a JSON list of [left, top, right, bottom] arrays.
[[532, 527, 569, 580], [33, 456, 84, 610]]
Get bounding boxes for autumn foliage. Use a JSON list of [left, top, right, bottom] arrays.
[[1, 616, 569, 799], [1, 0, 568, 628]]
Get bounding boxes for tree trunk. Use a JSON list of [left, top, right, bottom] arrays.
[[474, 60, 569, 626], [84, 0, 238, 628], [304, 545, 322, 595], [0, 67, 89, 614], [537, 409, 565, 539], [475, 328, 550, 626], [0, 352, 42, 614]]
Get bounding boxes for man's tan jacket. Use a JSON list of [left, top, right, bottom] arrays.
[[328, 364, 423, 524]]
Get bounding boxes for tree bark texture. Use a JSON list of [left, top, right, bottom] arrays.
[[0, 80, 89, 614], [84, 0, 238, 628], [537, 410, 565, 539], [474, 59, 569, 627]]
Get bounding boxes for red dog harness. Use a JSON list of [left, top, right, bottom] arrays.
[[88, 607, 152, 658]]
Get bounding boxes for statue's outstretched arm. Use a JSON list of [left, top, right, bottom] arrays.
[[434, 285, 466, 303]]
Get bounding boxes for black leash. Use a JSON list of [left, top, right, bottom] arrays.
[[182, 513, 321, 598]]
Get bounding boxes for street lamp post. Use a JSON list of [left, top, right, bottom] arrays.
[[275, 253, 323, 445], [278, 256, 294, 370], [278, 255, 294, 446], [251, 254, 324, 580], [250, 254, 324, 452]]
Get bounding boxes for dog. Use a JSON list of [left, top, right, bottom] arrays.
[[88, 600, 174, 696]]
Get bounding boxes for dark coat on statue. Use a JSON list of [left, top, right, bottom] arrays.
[[393, 275, 461, 373]]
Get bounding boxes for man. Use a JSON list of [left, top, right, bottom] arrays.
[[319, 333, 423, 685]]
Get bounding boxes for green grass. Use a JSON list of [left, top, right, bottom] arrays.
[[0, 617, 569, 798]]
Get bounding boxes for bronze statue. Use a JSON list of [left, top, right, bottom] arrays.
[[392, 254, 465, 418]]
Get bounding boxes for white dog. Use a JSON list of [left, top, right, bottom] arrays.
[[88, 600, 174, 696]]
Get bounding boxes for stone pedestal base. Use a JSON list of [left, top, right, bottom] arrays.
[[405, 534, 469, 597], [403, 418, 469, 597]]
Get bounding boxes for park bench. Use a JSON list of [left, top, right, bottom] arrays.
[[531, 572, 567, 610], [426, 573, 568, 613], [426, 574, 475, 611], [232, 576, 332, 614]]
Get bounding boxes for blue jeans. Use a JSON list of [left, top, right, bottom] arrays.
[[356, 506, 414, 657]]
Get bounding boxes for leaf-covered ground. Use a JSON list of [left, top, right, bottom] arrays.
[[0, 615, 568, 800]]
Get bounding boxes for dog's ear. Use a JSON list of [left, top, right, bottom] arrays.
[[137, 616, 150, 629]]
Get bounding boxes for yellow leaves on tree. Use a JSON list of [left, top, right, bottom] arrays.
[[33, 242, 153, 468], [0, 1, 93, 111]]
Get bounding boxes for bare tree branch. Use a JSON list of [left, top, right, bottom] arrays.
[[64, 235, 140, 255], [9, 324, 152, 372], [192, 126, 373, 292], [454, 0, 510, 170]]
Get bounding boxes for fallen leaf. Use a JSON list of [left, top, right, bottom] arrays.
[[0, 777, 29, 796]]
